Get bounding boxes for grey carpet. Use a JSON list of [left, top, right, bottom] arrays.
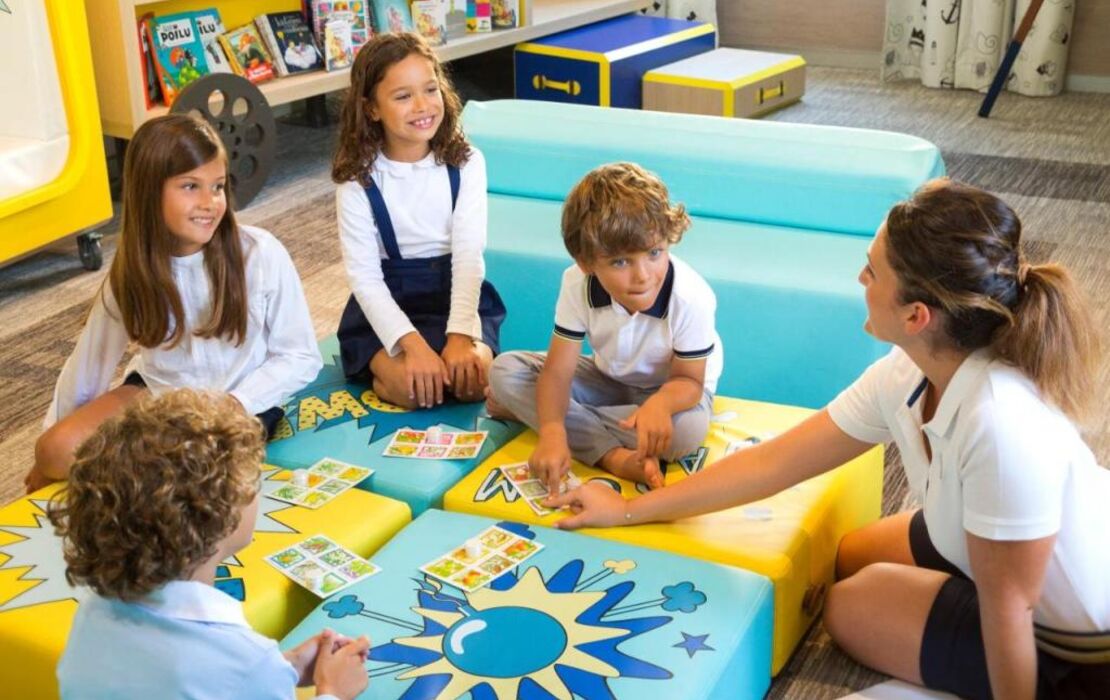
[[1, 66, 1107, 697]]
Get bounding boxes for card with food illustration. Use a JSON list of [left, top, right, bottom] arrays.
[[265, 534, 381, 597], [266, 458, 373, 510], [497, 463, 581, 516], [418, 525, 544, 592], [382, 428, 489, 459]]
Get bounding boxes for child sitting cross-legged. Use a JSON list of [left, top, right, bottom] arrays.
[[487, 162, 722, 493], [49, 389, 370, 700]]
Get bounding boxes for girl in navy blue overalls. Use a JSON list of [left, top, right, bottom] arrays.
[[332, 33, 505, 409]]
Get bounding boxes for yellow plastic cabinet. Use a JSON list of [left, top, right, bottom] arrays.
[[0, 0, 112, 269]]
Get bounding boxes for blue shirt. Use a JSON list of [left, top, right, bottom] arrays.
[[57, 580, 333, 699]]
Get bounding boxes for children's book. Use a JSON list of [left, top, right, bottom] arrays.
[[411, 0, 447, 46], [370, 0, 414, 34], [193, 9, 232, 74], [256, 11, 323, 76], [312, 1, 374, 50], [445, 0, 467, 39], [466, 0, 491, 33], [137, 13, 163, 108], [149, 13, 211, 104], [323, 16, 355, 71], [490, 0, 517, 29], [218, 23, 276, 84]]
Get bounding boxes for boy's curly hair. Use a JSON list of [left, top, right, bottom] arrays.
[[561, 162, 691, 263], [48, 390, 264, 601]]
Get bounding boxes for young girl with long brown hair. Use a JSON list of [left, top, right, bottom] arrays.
[[26, 114, 322, 492], [549, 179, 1109, 699], [332, 32, 505, 410]]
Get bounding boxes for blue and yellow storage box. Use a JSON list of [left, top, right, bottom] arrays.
[[515, 15, 716, 108]]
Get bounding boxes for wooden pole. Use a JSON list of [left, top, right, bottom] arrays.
[[979, 0, 1047, 118]]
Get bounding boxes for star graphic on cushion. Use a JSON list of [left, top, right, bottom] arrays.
[[673, 632, 715, 658]]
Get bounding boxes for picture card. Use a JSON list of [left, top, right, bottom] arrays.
[[266, 534, 380, 597], [418, 525, 543, 592], [382, 427, 488, 459], [498, 462, 581, 516], [267, 458, 373, 510]]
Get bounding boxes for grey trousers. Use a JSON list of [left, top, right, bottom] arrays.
[[489, 351, 713, 466]]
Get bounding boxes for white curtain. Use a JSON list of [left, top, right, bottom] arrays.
[[882, 0, 1075, 96]]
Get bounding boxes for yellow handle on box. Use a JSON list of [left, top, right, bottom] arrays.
[[757, 81, 785, 104], [532, 74, 581, 96]]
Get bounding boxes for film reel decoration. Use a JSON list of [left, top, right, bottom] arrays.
[[171, 73, 276, 209]]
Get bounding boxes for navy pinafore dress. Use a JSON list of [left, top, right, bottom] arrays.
[[337, 164, 506, 380]]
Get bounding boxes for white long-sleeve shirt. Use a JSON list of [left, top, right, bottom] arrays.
[[45, 225, 323, 426], [336, 147, 488, 357]]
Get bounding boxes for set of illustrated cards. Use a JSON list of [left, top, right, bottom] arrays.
[[266, 535, 380, 597], [268, 458, 373, 509], [419, 525, 543, 592], [383, 428, 488, 460], [499, 462, 581, 515]]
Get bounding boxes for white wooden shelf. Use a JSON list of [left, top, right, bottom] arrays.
[[89, 0, 648, 138]]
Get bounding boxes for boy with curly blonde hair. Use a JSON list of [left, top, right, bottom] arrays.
[[488, 162, 722, 493], [50, 389, 370, 700]]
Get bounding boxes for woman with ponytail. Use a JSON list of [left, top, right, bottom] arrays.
[[546, 178, 1109, 699]]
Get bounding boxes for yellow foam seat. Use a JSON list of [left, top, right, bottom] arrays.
[[0, 465, 410, 698], [443, 396, 883, 673]]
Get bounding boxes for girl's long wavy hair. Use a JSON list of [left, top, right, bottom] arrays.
[[332, 32, 470, 186], [108, 114, 248, 348], [885, 178, 1102, 422]]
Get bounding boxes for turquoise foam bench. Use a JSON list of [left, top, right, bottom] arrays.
[[265, 336, 524, 516], [464, 100, 944, 237], [281, 509, 774, 699], [463, 100, 945, 407]]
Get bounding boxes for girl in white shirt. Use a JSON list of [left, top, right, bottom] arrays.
[[548, 179, 1109, 699], [332, 33, 505, 410], [26, 115, 322, 493]]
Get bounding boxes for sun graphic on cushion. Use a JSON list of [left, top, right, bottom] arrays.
[[360, 388, 409, 413], [394, 567, 625, 699]]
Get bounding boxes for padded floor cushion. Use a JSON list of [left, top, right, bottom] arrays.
[[265, 336, 524, 515], [444, 396, 883, 673], [282, 509, 774, 699], [0, 466, 410, 699]]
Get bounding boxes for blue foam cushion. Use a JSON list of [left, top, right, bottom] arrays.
[[463, 100, 945, 237], [486, 194, 889, 408], [265, 336, 525, 516], [281, 509, 774, 700]]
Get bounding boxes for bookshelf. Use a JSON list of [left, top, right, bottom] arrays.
[[86, 0, 650, 139]]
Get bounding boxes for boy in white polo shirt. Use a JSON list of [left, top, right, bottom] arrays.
[[487, 162, 722, 493]]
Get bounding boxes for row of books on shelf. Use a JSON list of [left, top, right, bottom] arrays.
[[139, 0, 529, 108]]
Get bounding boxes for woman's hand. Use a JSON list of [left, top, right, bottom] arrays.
[[399, 334, 450, 407], [441, 333, 486, 401], [544, 482, 632, 530]]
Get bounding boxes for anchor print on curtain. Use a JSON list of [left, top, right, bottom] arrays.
[[882, 0, 1075, 96]]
